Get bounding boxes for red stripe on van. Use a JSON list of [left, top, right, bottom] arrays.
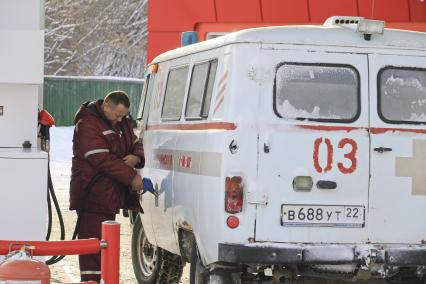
[[214, 94, 225, 113], [219, 71, 228, 87], [370, 127, 426, 134], [217, 84, 226, 97], [297, 125, 364, 132], [147, 122, 237, 131], [298, 125, 426, 134]]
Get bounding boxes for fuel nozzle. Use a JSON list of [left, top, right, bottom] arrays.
[[38, 110, 55, 152], [142, 178, 159, 207], [142, 178, 156, 195]]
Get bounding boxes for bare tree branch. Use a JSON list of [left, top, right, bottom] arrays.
[[45, 0, 147, 78]]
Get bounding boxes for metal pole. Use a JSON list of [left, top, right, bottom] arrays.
[[0, 239, 100, 256], [101, 221, 120, 284]]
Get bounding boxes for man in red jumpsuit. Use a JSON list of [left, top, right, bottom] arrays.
[[70, 91, 144, 282]]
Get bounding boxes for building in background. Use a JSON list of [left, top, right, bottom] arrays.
[[147, 0, 426, 62]]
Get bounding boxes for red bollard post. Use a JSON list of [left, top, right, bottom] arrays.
[[100, 221, 120, 284]]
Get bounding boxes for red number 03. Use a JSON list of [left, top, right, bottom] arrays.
[[313, 138, 357, 174]]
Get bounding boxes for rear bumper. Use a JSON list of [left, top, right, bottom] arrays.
[[218, 243, 426, 266]]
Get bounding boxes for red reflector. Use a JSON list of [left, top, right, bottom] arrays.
[[151, 63, 159, 74], [226, 216, 239, 229], [225, 176, 243, 214]]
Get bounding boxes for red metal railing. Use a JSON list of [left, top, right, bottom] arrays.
[[0, 221, 120, 284]]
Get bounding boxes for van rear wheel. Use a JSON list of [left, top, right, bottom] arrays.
[[131, 215, 184, 284]]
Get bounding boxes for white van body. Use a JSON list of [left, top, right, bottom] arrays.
[[135, 17, 426, 283]]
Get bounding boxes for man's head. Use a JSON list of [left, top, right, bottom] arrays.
[[102, 91, 130, 125]]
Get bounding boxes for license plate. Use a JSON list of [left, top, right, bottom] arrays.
[[281, 204, 365, 227]]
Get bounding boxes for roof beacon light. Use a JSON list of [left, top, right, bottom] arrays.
[[324, 16, 364, 27], [181, 31, 198, 46], [357, 19, 385, 39], [324, 16, 385, 41]]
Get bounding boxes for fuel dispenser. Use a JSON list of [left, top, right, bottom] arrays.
[[0, 0, 47, 249]]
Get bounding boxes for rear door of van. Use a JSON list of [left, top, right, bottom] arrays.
[[255, 49, 370, 243], [368, 54, 426, 243]]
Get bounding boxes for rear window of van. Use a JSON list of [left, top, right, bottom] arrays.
[[274, 63, 360, 123], [379, 67, 426, 124]]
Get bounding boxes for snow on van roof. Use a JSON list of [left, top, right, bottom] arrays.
[[151, 25, 426, 64]]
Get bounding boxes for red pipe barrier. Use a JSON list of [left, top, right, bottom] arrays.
[[0, 239, 100, 256], [0, 222, 120, 283], [101, 221, 120, 284]]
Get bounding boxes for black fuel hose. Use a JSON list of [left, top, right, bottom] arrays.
[[48, 165, 66, 242], [45, 159, 66, 265], [46, 172, 103, 265], [46, 182, 52, 241], [40, 126, 66, 264]]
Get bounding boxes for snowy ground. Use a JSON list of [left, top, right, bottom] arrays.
[[48, 126, 189, 283]]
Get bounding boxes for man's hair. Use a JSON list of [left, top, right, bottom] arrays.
[[105, 90, 130, 108]]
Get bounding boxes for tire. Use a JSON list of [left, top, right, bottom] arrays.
[[131, 216, 184, 284], [190, 244, 208, 284]]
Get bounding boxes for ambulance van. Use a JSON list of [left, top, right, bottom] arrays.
[[131, 17, 426, 284]]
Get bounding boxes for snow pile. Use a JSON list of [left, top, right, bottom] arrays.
[[50, 126, 74, 163], [384, 76, 426, 94], [277, 100, 343, 120], [382, 73, 426, 122], [45, 75, 144, 83], [278, 100, 321, 119]]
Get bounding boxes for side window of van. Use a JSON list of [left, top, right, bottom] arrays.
[[161, 66, 189, 121], [137, 74, 154, 120], [378, 67, 426, 124], [185, 60, 218, 119], [274, 63, 360, 123]]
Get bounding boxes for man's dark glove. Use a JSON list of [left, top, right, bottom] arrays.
[[124, 188, 143, 213]]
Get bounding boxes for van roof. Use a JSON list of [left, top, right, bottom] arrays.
[[151, 25, 426, 64]]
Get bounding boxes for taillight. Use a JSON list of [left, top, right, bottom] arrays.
[[225, 176, 243, 213]]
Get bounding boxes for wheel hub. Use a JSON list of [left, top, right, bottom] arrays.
[[137, 227, 158, 277]]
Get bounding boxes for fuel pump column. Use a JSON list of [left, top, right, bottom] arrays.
[[0, 0, 47, 255]]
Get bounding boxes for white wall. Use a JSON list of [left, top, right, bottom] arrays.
[[0, 0, 44, 30]]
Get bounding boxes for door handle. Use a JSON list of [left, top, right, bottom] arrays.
[[317, 180, 337, 189], [374, 147, 392, 153]]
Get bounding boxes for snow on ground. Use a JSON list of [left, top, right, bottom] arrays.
[[46, 75, 144, 83], [50, 126, 74, 163], [48, 126, 190, 283]]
